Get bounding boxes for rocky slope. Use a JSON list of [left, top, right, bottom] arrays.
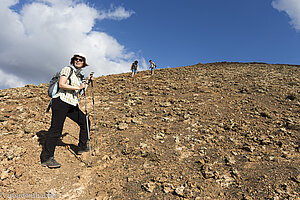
[[0, 62, 299, 199]]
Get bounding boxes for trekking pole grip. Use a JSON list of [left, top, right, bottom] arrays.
[[89, 72, 94, 87]]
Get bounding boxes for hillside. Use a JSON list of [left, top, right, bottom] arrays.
[[0, 62, 299, 199]]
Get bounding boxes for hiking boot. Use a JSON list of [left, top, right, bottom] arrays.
[[77, 146, 90, 155], [41, 157, 61, 168]]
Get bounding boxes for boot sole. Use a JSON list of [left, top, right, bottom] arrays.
[[41, 163, 61, 168]]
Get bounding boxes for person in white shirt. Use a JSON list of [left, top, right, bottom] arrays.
[[149, 60, 156, 75]]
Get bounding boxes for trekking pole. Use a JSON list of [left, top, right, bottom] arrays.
[[83, 85, 93, 168], [90, 72, 98, 144]]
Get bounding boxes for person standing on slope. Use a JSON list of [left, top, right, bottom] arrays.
[[131, 60, 138, 77], [149, 60, 156, 75], [40, 53, 91, 168]]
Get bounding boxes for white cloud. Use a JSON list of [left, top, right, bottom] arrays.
[[0, 0, 138, 89], [99, 6, 135, 21], [272, 0, 300, 30], [0, 68, 26, 89]]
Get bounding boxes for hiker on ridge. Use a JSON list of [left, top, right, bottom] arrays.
[[40, 53, 91, 168], [131, 60, 138, 77], [149, 60, 156, 75]]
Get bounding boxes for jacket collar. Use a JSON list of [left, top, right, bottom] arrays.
[[70, 65, 85, 80]]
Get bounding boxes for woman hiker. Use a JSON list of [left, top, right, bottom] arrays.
[[40, 53, 91, 168]]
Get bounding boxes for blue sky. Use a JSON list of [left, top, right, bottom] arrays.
[[96, 0, 300, 67], [0, 0, 299, 89]]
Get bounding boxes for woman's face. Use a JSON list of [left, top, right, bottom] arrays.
[[74, 57, 84, 68]]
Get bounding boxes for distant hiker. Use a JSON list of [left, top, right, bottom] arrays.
[[40, 53, 91, 168], [131, 60, 138, 77], [149, 60, 156, 75]]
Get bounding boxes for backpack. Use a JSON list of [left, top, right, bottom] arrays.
[[46, 66, 74, 112], [131, 62, 137, 70], [150, 62, 156, 69], [48, 66, 74, 97]]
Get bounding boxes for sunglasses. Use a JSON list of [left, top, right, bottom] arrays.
[[75, 58, 83, 62]]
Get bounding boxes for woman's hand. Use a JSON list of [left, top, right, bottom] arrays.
[[78, 82, 86, 90]]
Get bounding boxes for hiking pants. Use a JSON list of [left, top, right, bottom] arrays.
[[40, 97, 89, 162]]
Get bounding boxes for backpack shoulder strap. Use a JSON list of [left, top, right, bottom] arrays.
[[67, 66, 74, 85], [68, 66, 74, 78]]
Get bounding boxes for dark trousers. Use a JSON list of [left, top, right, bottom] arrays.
[[40, 97, 89, 162]]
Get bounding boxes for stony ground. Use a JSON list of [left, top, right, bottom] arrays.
[[0, 62, 299, 200]]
